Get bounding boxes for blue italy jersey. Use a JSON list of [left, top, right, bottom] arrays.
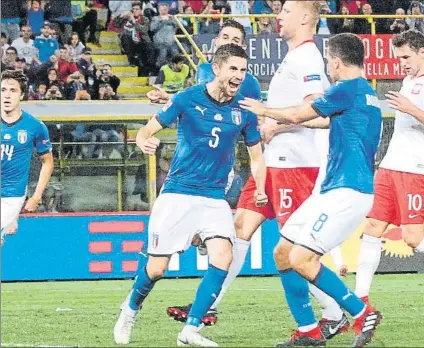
[[312, 77, 382, 194], [156, 84, 261, 199], [196, 62, 262, 100], [1, 111, 52, 198]]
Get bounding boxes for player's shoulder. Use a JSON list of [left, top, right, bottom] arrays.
[[22, 111, 45, 128], [171, 84, 205, 105], [293, 42, 322, 60], [244, 72, 260, 87]]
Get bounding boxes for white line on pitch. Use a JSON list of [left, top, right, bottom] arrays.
[[1, 343, 76, 348]]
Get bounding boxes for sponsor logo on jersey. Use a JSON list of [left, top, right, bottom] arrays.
[[303, 74, 321, 82], [4, 134, 11, 140], [152, 234, 159, 249], [162, 100, 173, 112], [17, 130, 27, 144], [231, 109, 242, 125], [195, 106, 207, 116], [411, 83, 423, 95]]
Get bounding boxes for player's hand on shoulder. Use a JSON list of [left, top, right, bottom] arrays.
[[140, 137, 160, 155], [260, 123, 278, 144], [386, 91, 414, 114], [239, 98, 266, 117], [254, 191, 268, 207]]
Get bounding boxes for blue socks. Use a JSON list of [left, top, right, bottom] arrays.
[[313, 264, 365, 317], [186, 265, 228, 327], [128, 266, 156, 311], [279, 269, 317, 327]]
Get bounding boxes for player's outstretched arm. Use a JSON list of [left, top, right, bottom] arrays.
[[24, 152, 54, 212], [136, 117, 163, 155], [247, 143, 268, 207], [239, 98, 319, 125], [386, 91, 424, 124]]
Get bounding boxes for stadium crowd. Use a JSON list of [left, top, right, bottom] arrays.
[[1, 0, 424, 94]]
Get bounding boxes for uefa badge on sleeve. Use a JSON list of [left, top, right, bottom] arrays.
[[231, 109, 242, 125], [17, 130, 28, 144]]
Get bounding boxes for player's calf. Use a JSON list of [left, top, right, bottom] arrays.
[[401, 224, 424, 250]]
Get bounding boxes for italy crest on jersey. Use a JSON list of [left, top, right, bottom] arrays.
[[17, 130, 27, 144], [231, 109, 242, 125]]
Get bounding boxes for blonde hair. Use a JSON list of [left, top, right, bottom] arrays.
[[297, 1, 322, 26]]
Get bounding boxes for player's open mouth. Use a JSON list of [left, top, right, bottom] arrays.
[[229, 81, 240, 91]]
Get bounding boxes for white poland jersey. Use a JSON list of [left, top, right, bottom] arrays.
[[380, 74, 424, 175], [264, 41, 330, 168]]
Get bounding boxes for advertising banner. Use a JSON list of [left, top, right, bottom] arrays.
[[2, 214, 423, 282], [194, 34, 405, 82]]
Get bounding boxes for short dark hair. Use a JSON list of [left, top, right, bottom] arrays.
[[220, 19, 247, 42], [393, 30, 424, 52], [171, 54, 185, 65], [328, 33, 364, 68], [213, 43, 248, 66], [1, 70, 28, 94], [6, 46, 18, 54]]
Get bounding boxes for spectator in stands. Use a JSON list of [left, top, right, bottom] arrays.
[[72, 0, 99, 44], [33, 22, 59, 63], [58, 46, 79, 83], [19, 54, 58, 87], [270, 0, 283, 34], [407, 1, 424, 33], [317, 1, 333, 35], [2, 46, 18, 70], [250, 0, 272, 14], [65, 70, 88, 100], [27, 0, 45, 36], [154, 54, 190, 94], [354, 3, 373, 34], [200, 5, 224, 35], [1, 0, 26, 42], [93, 63, 120, 99], [258, 11, 274, 34], [184, 0, 207, 14], [77, 47, 96, 90], [45, 82, 65, 100], [65, 32, 85, 60], [108, 0, 133, 32], [342, 0, 368, 15], [29, 82, 48, 100], [228, 1, 252, 34], [328, 5, 355, 34], [1, 32, 10, 60], [45, 67, 65, 98], [158, 0, 180, 15], [390, 8, 409, 33], [150, 2, 179, 69], [44, 0, 73, 44], [11, 25, 38, 65], [178, 4, 196, 52], [120, 1, 155, 75]]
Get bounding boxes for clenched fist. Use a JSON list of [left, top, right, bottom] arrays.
[[139, 137, 161, 155]]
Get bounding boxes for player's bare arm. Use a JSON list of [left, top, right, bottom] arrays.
[[386, 91, 424, 124], [239, 97, 319, 125], [136, 117, 162, 155], [24, 152, 54, 212], [247, 143, 268, 207]]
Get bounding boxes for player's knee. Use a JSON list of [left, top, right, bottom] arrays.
[[210, 250, 232, 271], [234, 217, 252, 241], [146, 267, 166, 281], [402, 225, 423, 248], [273, 243, 290, 267], [364, 218, 386, 238]]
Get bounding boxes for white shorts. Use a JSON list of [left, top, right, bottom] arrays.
[[1, 196, 26, 237], [147, 193, 235, 256], [280, 188, 374, 255]]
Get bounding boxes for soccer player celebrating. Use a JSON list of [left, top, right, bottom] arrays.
[[240, 32, 383, 347], [167, 1, 349, 336], [147, 19, 261, 103], [355, 30, 424, 306], [113, 44, 267, 347], [1, 70, 53, 244]]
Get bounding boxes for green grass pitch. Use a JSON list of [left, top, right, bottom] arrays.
[[2, 274, 424, 347]]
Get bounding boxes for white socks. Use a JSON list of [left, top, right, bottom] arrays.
[[309, 283, 344, 321], [415, 237, 424, 253], [355, 234, 382, 298], [210, 238, 250, 310], [329, 246, 344, 273]]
